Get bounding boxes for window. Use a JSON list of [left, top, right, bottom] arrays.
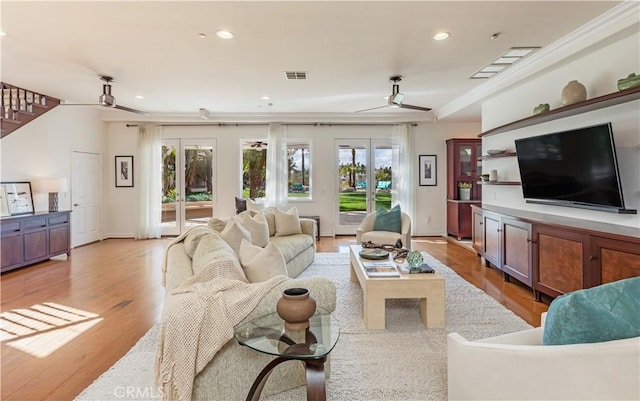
[[287, 141, 311, 199], [242, 140, 267, 199]]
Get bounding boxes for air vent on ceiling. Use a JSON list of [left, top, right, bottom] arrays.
[[284, 71, 308, 80]]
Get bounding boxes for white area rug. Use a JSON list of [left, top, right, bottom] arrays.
[[75, 252, 532, 401]]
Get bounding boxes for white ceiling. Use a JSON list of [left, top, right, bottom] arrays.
[[0, 1, 624, 123]]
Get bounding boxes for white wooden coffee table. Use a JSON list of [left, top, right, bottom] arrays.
[[349, 245, 445, 330]]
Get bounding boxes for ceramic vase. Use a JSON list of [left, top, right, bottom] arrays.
[[561, 80, 587, 105], [406, 251, 424, 271], [459, 188, 471, 201], [276, 287, 316, 330]]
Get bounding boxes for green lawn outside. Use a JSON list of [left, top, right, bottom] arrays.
[[240, 189, 391, 211], [339, 191, 391, 211]]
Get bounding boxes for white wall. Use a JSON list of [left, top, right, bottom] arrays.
[[481, 30, 640, 228], [0, 107, 104, 214], [104, 121, 479, 238]]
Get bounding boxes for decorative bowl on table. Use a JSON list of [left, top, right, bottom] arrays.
[[359, 248, 390, 260], [486, 148, 507, 156]]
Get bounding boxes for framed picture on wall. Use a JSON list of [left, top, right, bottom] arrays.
[[115, 155, 134, 187], [0, 181, 35, 216], [419, 155, 437, 186]]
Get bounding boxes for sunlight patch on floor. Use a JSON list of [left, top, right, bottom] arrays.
[[1, 302, 101, 357]]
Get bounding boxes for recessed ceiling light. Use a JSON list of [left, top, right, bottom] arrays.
[[216, 30, 234, 39], [261, 96, 270, 100], [433, 32, 450, 40], [135, 95, 144, 99], [198, 33, 207, 39], [0, 31, 6, 36]]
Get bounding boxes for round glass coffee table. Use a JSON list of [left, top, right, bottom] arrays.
[[234, 307, 340, 401]]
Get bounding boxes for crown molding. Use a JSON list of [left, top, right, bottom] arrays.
[[436, 1, 640, 120]]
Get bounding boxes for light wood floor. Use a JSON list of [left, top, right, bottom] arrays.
[[1, 236, 548, 401]]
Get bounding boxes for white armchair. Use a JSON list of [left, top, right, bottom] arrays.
[[355, 211, 412, 249], [447, 313, 640, 401]]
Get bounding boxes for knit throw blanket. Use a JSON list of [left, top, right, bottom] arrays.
[[155, 254, 287, 401]]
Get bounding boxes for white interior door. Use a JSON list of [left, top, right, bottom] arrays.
[[71, 151, 101, 247], [161, 139, 215, 236]]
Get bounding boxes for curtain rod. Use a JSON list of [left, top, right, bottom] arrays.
[[125, 122, 418, 128]]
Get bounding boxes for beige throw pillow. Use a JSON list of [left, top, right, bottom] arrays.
[[220, 220, 251, 255], [183, 226, 215, 258], [238, 239, 288, 282], [275, 207, 302, 236], [246, 198, 264, 212], [208, 217, 230, 232], [235, 211, 270, 247]]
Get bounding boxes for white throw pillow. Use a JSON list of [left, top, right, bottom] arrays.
[[246, 198, 264, 212], [220, 220, 251, 255], [238, 239, 288, 282], [235, 211, 270, 247], [275, 207, 302, 236]]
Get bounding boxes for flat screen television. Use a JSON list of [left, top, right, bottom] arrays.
[[515, 123, 634, 214]]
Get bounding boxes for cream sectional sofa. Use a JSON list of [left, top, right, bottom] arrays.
[[163, 218, 335, 401]]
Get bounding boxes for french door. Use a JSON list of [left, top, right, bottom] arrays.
[[161, 139, 216, 236], [334, 139, 393, 235]]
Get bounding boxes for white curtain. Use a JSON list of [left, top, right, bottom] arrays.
[[392, 123, 416, 226], [265, 123, 288, 209], [135, 124, 163, 239]]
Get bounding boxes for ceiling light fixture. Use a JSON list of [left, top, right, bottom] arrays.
[[216, 30, 234, 39], [135, 95, 144, 99], [199, 108, 210, 119], [433, 32, 450, 40], [471, 46, 540, 79], [198, 33, 207, 39], [261, 96, 270, 100], [0, 31, 6, 36]]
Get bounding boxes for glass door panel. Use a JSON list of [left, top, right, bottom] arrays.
[[373, 141, 392, 211], [161, 140, 180, 236], [184, 144, 214, 229], [458, 144, 473, 177]]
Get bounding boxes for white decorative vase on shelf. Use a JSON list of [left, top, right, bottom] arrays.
[[459, 188, 471, 201], [561, 80, 587, 105]]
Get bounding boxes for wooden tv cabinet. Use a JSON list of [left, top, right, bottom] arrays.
[[1, 210, 71, 273], [471, 205, 640, 300]]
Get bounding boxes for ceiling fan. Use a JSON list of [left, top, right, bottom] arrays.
[[62, 76, 149, 115], [356, 76, 432, 113], [251, 141, 268, 149]]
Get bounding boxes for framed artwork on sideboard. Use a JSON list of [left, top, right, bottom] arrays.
[[0, 181, 35, 216]]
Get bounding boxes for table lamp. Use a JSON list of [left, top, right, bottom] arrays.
[[34, 178, 68, 212]]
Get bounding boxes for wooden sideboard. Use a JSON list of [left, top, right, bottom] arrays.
[[471, 205, 640, 300], [1, 211, 71, 273]]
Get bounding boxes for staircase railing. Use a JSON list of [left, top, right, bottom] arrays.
[[1, 82, 61, 138]]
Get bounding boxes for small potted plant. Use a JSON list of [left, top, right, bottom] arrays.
[[458, 182, 472, 200]]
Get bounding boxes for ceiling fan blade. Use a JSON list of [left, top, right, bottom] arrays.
[[114, 105, 150, 116], [355, 105, 389, 113], [399, 103, 432, 112]]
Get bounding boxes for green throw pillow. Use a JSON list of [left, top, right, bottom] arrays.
[[372, 205, 402, 234], [543, 277, 640, 345]]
